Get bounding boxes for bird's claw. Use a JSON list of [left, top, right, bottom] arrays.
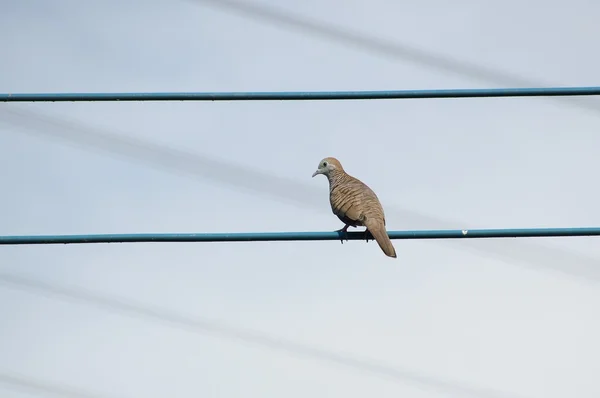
[[335, 226, 350, 244]]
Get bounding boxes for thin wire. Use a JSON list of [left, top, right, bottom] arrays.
[[2, 106, 599, 283], [2, 227, 600, 245], [0, 273, 530, 398], [0, 4, 593, 396], [3, 86, 600, 102], [188, 0, 600, 116], [0, 372, 120, 398]]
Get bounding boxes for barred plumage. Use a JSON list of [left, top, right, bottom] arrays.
[[312, 157, 397, 258]]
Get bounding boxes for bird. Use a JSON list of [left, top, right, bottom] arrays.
[[312, 157, 397, 258]]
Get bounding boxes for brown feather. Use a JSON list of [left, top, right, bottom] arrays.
[[365, 218, 397, 258], [315, 157, 397, 259]]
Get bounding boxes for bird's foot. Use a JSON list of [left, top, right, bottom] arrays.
[[335, 225, 350, 244], [364, 229, 372, 243]]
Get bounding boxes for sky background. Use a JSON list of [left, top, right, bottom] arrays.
[[1, 0, 600, 397]]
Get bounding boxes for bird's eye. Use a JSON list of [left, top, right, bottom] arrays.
[[322, 161, 328, 167]]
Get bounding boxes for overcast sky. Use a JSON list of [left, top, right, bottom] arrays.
[[1, 1, 599, 397]]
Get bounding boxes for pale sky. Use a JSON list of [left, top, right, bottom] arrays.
[[1, 1, 599, 397]]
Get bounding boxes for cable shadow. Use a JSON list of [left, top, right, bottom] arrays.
[[0, 372, 119, 398], [189, 0, 600, 116], [0, 273, 530, 398], [1, 106, 599, 283]]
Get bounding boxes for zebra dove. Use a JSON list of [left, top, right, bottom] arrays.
[[312, 157, 397, 258]]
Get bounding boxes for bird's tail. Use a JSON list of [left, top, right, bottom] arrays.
[[365, 219, 397, 258]]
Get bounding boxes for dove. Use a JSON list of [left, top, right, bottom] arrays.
[[312, 157, 397, 258]]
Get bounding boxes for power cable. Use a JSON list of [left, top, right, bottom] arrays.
[[1, 106, 599, 283], [187, 0, 600, 116], [0, 273, 531, 398]]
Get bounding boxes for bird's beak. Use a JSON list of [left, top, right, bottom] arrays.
[[312, 169, 320, 178]]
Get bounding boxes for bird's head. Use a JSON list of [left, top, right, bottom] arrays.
[[312, 157, 344, 178]]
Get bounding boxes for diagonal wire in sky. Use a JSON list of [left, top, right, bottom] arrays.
[[1, 105, 599, 283], [188, 0, 600, 116], [0, 372, 120, 398], [0, 273, 532, 398]]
